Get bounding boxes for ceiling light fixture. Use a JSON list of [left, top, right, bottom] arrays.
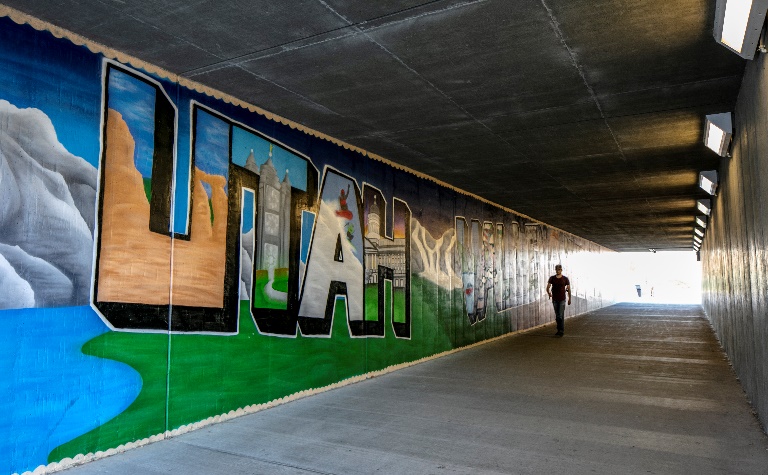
[[704, 113, 733, 156], [714, 0, 768, 59], [697, 199, 712, 215], [699, 170, 719, 195], [695, 227, 705, 237], [696, 216, 708, 228], [694, 234, 703, 244]]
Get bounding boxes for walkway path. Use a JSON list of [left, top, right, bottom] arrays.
[[62, 303, 768, 474]]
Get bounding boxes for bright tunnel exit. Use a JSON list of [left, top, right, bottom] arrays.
[[613, 251, 702, 304]]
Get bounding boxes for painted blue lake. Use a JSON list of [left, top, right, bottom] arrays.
[[0, 306, 142, 475]]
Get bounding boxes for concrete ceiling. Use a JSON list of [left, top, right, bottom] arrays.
[[3, 0, 745, 251]]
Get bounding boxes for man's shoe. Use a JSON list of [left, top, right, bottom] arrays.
[[556, 331, 564, 336]]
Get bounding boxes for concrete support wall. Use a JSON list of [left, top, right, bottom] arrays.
[[701, 51, 768, 433]]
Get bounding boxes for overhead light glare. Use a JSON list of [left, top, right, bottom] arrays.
[[697, 199, 712, 215], [699, 170, 719, 195], [714, 0, 768, 59], [695, 227, 705, 237], [706, 126, 725, 152], [705, 113, 733, 156], [721, 0, 753, 52], [694, 235, 703, 243], [696, 216, 708, 228]]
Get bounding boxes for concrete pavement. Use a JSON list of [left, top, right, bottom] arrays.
[[60, 303, 768, 474]]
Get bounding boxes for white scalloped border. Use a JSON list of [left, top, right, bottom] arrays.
[[0, 3, 608, 245], [14, 321, 552, 475]]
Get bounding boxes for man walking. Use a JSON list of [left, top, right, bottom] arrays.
[[546, 264, 571, 336]]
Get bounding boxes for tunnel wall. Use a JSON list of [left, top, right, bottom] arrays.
[[0, 15, 618, 475], [701, 48, 768, 433]]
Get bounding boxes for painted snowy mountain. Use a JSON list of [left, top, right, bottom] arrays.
[[0, 99, 97, 309], [240, 228, 254, 300], [410, 220, 461, 289], [298, 193, 364, 320]]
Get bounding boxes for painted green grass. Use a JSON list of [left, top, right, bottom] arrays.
[[393, 287, 405, 323], [142, 177, 152, 203], [252, 269, 289, 309], [364, 283, 378, 321], [272, 269, 289, 293], [364, 284, 406, 323], [50, 275, 512, 462]]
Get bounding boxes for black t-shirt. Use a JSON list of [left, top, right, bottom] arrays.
[[548, 275, 570, 301]]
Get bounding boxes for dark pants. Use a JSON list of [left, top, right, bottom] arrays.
[[552, 300, 566, 333]]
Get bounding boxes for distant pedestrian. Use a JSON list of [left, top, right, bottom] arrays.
[[546, 264, 571, 336]]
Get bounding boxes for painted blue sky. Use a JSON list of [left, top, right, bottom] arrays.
[[300, 210, 315, 264], [195, 109, 230, 177], [107, 69, 157, 179], [0, 17, 102, 166], [195, 109, 230, 197], [232, 126, 307, 192], [242, 189, 255, 233]]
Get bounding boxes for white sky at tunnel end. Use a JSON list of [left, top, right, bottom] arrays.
[[611, 251, 702, 304]]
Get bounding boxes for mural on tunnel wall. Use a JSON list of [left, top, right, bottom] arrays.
[[0, 16, 615, 475]]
